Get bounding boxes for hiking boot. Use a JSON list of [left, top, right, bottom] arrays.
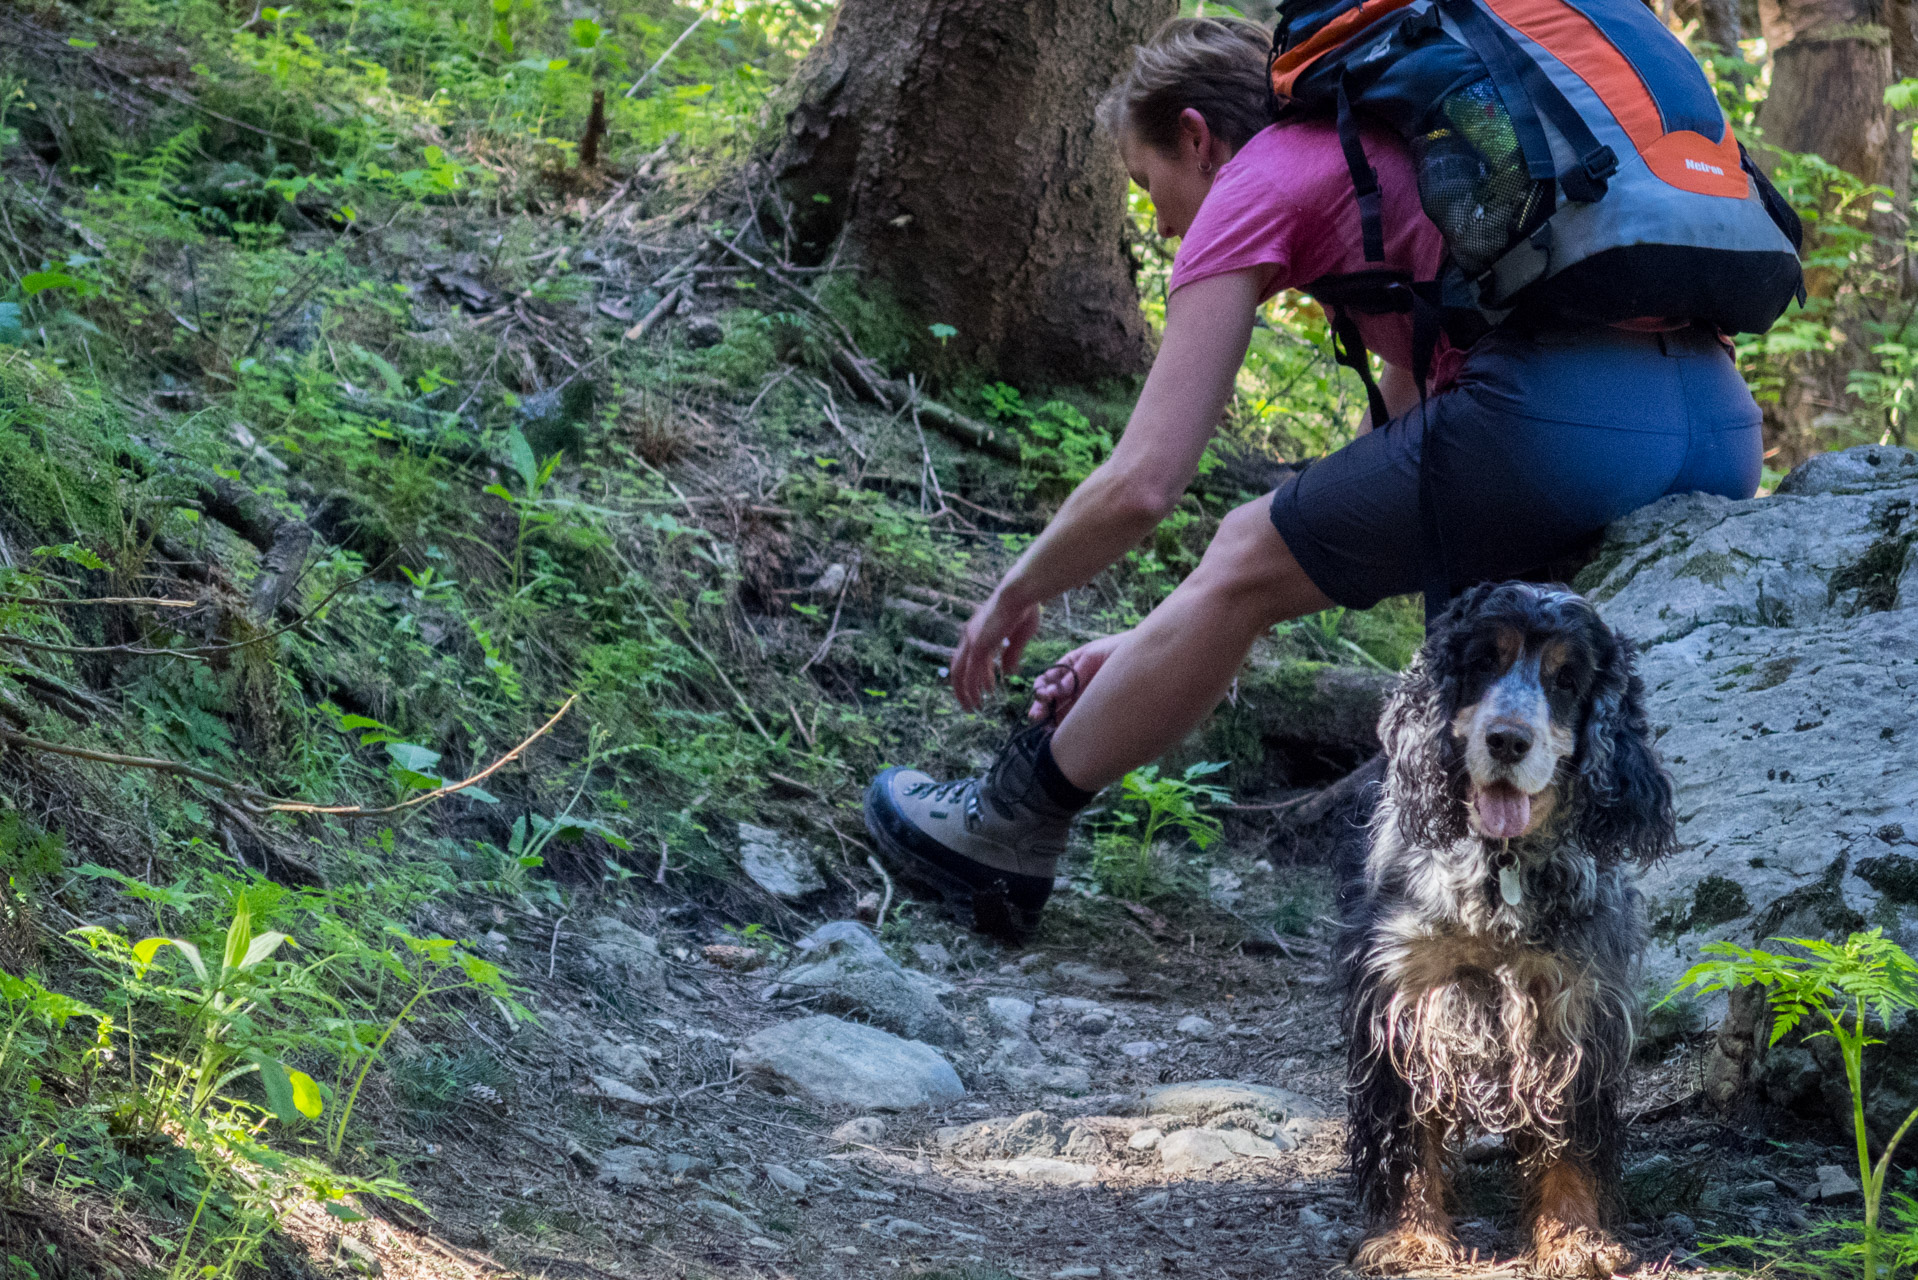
[[863, 725, 1081, 941]]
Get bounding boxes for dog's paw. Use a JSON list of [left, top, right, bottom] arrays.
[[1524, 1227, 1633, 1278], [1349, 1227, 1464, 1275]]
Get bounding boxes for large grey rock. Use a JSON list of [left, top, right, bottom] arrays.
[[1581, 446, 1918, 995], [737, 823, 826, 900], [733, 1015, 964, 1110], [763, 923, 962, 1046]]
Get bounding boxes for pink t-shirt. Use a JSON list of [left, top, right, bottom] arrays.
[[1170, 120, 1449, 378]]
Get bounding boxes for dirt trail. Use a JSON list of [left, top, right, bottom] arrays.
[[306, 852, 1823, 1280]]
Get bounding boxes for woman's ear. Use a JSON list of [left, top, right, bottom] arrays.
[[1177, 107, 1213, 165]]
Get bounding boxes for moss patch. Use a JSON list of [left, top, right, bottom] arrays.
[[1675, 550, 1737, 588], [1829, 533, 1913, 614], [1856, 853, 1918, 904]]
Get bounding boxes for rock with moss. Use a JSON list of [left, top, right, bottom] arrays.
[[1584, 444, 1918, 1006]]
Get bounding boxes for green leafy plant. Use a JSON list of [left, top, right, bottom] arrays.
[[1089, 761, 1230, 900], [73, 899, 325, 1133], [321, 931, 523, 1158], [1666, 930, 1918, 1280]]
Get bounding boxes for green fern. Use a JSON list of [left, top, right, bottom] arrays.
[[1668, 930, 1918, 1280]]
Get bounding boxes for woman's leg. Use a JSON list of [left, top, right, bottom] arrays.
[[1047, 496, 1332, 789]]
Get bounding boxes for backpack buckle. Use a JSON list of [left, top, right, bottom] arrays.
[[1559, 146, 1618, 202]]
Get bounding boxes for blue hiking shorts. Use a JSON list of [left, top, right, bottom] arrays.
[[1269, 324, 1762, 610]]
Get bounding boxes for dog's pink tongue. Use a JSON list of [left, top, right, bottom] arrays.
[[1475, 785, 1532, 839]]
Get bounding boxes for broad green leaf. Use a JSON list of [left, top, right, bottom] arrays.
[[20, 270, 91, 297], [252, 1054, 298, 1123], [288, 1068, 323, 1119], [385, 742, 442, 773], [505, 428, 538, 491], [223, 902, 254, 975], [135, 937, 208, 984], [322, 1200, 367, 1223], [240, 931, 290, 970]]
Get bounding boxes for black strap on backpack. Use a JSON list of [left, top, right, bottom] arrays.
[[1439, 0, 1618, 203]]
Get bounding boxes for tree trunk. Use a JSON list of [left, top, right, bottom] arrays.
[[1754, 0, 1917, 461], [770, 0, 1175, 387]]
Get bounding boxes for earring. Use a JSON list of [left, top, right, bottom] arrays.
[[1200, 161, 1213, 174]]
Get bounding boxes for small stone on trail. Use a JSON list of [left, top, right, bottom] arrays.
[[767, 923, 962, 1046], [987, 996, 1035, 1037], [734, 1015, 964, 1110], [1817, 1164, 1863, 1203], [736, 823, 827, 900], [1119, 1040, 1162, 1059], [595, 1146, 662, 1190], [880, 1218, 932, 1238], [1127, 1127, 1163, 1151], [589, 1074, 661, 1110], [1207, 867, 1243, 907], [694, 1198, 757, 1232], [911, 942, 953, 971], [1661, 1212, 1697, 1239], [850, 1188, 897, 1203], [703, 943, 765, 971], [1076, 1012, 1113, 1035], [831, 1116, 887, 1147], [1296, 1206, 1328, 1228], [763, 1162, 807, 1193], [1158, 1126, 1289, 1172], [1052, 1268, 1103, 1278], [1139, 1078, 1325, 1125], [980, 1156, 1098, 1185], [1054, 961, 1129, 989], [1134, 1190, 1170, 1212], [1175, 1014, 1218, 1039]]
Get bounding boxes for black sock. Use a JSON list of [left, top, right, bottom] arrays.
[[1035, 737, 1098, 812]]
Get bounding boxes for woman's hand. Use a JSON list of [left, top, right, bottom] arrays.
[[949, 591, 1042, 712], [1027, 632, 1124, 724]]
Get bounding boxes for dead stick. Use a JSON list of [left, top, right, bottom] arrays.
[[866, 855, 894, 932], [265, 695, 577, 816]]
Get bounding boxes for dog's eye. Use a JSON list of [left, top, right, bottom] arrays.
[[1555, 667, 1581, 691]]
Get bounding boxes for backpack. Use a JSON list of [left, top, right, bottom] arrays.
[[1267, 0, 1805, 421]]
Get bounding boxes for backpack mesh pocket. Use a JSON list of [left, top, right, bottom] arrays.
[[1412, 79, 1549, 278]]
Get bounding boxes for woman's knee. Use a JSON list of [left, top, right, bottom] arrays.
[[1181, 496, 1332, 624]]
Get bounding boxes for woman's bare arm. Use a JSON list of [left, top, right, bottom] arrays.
[[948, 270, 1262, 708]]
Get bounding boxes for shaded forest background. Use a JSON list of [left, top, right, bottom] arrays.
[[0, 0, 1905, 1277]]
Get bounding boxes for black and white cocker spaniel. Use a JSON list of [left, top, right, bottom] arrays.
[[1340, 582, 1675, 1278]]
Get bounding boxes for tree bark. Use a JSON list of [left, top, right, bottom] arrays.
[[1754, 0, 1918, 461], [770, 0, 1175, 387]]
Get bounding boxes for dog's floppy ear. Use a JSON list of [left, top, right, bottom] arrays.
[[1575, 629, 1676, 866], [1380, 648, 1468, 846]]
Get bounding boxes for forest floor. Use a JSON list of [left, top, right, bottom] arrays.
[[296, 853, 1843, 1280], [0, 6, 1866, 1280]]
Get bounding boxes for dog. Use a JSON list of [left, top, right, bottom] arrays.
[[1340, 582, 1675, 1278]]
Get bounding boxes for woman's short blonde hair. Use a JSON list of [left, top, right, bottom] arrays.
[[1096, 17, 1276, 155]]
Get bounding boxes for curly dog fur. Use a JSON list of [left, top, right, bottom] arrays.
[[1340, 582, 1674, 1277]]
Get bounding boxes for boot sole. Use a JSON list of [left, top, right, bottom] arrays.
[[862, 768, 1051, 942]]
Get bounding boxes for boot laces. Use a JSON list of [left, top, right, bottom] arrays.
[[904, 777, 974, 805]]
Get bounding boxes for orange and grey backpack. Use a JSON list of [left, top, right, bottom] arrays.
[[1267, 0, 1805, 421]]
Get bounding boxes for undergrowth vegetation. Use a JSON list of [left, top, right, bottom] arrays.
[[0, 1, 1420, 1273], [0, 0, 1899, 1275]]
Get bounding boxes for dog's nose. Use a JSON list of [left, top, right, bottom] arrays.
[[1485, 724, 1533, 765]]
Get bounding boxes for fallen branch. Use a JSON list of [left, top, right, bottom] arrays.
[[0, 557, 388, 661], [0, 695, 577, 819], [0, 594, 197, 609], [265, 695, 578, 817]]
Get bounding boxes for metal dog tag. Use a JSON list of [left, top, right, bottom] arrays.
[[1499, 862, 1523, 907]]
